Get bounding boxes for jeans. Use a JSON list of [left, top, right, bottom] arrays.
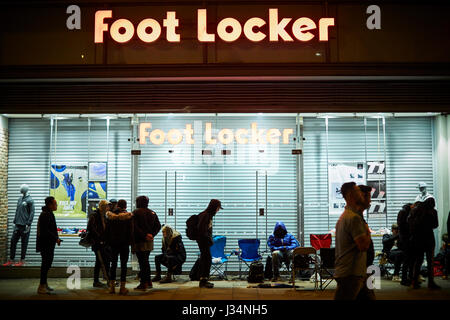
[[40, 246, 55, 285], [93, 245, 110, 282], [388, 249, 406, 276], [10, 224, 30, 260], [136, 251, 151, 284], [271, 250, 293, 276], [412, 247, 435, 284], [155, 253, 180, 274], [334, 276, 365, 300], [109, 244, 129, 282], [197, 239, 212, 280]]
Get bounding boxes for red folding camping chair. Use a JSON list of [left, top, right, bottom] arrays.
[[309, 233, 334, 290], [309, 234, 332, 251]]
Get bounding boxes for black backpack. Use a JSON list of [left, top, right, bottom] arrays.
[[186, 214, 199, 240], [247, 261, 264, 283]]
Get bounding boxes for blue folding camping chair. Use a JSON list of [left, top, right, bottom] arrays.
[[236, 239, 262, 279], [209, 235, 231, 280]]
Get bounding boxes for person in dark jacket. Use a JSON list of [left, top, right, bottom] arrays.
[[132, 195, 161, 291], [382, 224, 405, 282], [196, 199, 223, 288], [87, 199, 110, 288], [36, 196, 61, 294], [397, 203, 413, 286], [152, 224, 186, 283], [267, 221, 299, 282], [409, 198, 440, 289], [105, 199, 133, 295]]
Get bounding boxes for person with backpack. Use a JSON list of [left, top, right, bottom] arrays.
[[409, 198, 440, 289], [189, 199, 222, 288], [87, 199, 111, 288], [105, 199, 133, 295], [397, 203, 414, 286], [152, 224, 186, 283], [267, 221, 299, 282], [132, 195, 161, 291]]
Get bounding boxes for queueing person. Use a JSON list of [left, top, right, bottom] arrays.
[[397, 203, 414, 286], [382, 224, 406, 282], [105, 199, 133, 295], [196, 199, 223, 288], [87, 199, 110, 288], [267, 221, 299, 282], [132, 195, 161, 291], [36, 196, 61, 294], [152, 225, 186, 283], [409, 197, 440, 289], [334, 182, 372, 300]]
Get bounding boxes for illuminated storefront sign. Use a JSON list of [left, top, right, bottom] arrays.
[[95, 8, 335, 43], [139, 122, 294, 145]]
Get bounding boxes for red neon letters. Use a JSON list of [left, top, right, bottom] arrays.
[[95, 9, 335, 43]]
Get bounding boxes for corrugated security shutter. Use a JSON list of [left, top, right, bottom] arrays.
[[302, 117, 434, 253], [7, 118, 131, 266], [137, 116, 298, 272]]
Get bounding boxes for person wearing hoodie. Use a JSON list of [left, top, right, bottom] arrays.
[[267, 221, 299, 282], [105, 199, 133, 295], [3, 184, 35, 267], [87, 199, 110, 288], [409, 197, 440, 290], [36, 196, 61, 294], [397, 203, 414, 286], [152, 225, 186, 283], [196, 199, 223, 288], [132, 195, 161, 291]]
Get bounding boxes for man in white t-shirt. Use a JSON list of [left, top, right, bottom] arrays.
[[334, 182, 372, 300], [415, 182, 434, 203]]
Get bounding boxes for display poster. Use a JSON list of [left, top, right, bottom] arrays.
[[88, 181, 107, 199], [366, 161, 387, 216], [50, 164, 88, 218], [89, 162, 107, 181], [329, 162, 366, 215]]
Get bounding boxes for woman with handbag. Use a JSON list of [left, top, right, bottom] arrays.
[[87, 199, 111, 288]]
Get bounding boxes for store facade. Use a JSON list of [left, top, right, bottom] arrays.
[[1, 1, 449, 271]]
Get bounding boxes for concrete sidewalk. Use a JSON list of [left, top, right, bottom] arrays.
[[0, 275, 449, 300]]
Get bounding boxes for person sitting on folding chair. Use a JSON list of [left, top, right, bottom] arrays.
[[267, 221, 299, 282], [152, 225, 186, 284], [382, 224, 405, 282]]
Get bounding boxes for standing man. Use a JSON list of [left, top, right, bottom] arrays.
[[36, 196, 61, 294], [3, 184, 35, 267], [196, 199, 222, 288], [334, 182, 372, 300]]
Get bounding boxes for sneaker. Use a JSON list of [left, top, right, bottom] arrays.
[[199, 280, 214, 288], [2, 260, 14, 267], [93, 281, 107, 288], [151, 274, 162, 282], [134, 283, 148, 291], [392, 275, 401, 282], [46, 284, 54, 291], [37, 284, 50, 295], [159, 275, 172, 284], [428, 281, 441, 290]]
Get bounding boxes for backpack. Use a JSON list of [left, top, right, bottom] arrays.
[[247, 261, 264, 283], [189, 258, 201, 281], [186, 214, 199, 240], [78, 230, 93, 248]]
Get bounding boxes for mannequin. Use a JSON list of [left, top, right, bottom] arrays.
[[415, 182, 434, 203], [3, 184, 35, 267]]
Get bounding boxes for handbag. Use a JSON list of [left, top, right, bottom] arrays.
[[78, 230, 93, 248]]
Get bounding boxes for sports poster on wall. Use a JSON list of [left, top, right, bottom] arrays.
[[329, 162, 366, 215], [366, 161, 387, 216], [50, 164, 88, 218], [88, 162, 108, 211]]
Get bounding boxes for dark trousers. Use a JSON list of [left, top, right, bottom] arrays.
[[93, 246, 110, 282], [155, 253, 180, 274], [271, 250, 293, 276], [40, 246, 55, 285], [10, 225, 30, 260], [412, 247, 434, 284], [109, 244, 129, 282], [136, 251, 151, 284], [197, 239, 212, 280], [334, 276, 366, 300], [388, 249, 406, 276]]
